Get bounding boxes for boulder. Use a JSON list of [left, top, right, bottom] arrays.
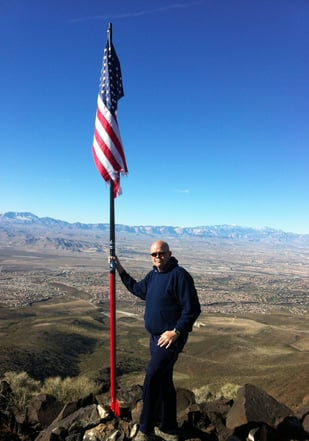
[[131, 399, 143, 425], [199, 398, 233, 441], [117, 384, 143, 419], [276, 415, 308, 440], [303, 412, 309, 436], [176, 387, 196, 414], [25, 393, 63, 429], [83, 422, 121, 441], [34, 404, 106, 441], [226, 383, 293, 430], [117, 385, 143, 410]]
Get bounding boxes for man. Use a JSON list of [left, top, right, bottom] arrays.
[[112, 240, 201, 441]]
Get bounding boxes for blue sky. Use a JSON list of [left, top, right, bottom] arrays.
[[1, 0, 309, 234]]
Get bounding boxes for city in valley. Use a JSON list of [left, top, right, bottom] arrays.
[[1, 234, 308, 315]]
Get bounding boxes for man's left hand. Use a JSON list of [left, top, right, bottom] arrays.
[[158, 329, 179, 348]]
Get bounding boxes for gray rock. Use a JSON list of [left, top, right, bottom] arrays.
[[34, 404, 102, 441], [226, 384, 292, 430], [26, 393, 63, 429]]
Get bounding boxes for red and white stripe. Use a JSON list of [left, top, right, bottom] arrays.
[[92, 94, 128, 196]]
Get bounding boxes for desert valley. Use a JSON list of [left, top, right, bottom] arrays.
[[0, 212, 309, 412]]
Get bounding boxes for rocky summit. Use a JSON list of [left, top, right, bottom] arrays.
[[1, 382, 309, 441]]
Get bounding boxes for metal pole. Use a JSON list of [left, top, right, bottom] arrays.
[[108, 22, 119, 416], [109, 181, 118, 415]]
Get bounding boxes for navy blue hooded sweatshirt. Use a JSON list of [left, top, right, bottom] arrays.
[[120, 256, 201, 335]]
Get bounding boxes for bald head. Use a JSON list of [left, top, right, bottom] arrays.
[[150, 240, 172, 272], [150, 240, 170, 253]]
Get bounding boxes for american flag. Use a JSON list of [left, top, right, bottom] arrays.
[[92, 38, 128, 197]]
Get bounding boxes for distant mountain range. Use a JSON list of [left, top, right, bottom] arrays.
[[0, 211, 308, 251]]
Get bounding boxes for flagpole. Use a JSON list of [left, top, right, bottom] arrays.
[[109, 181, 118, 415], [107, 22, 119, 417], [92, 20, 126, 414]]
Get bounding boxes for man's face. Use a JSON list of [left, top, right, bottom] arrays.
[[150, 242, 171, 272]]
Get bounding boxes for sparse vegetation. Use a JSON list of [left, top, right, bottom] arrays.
[[192, 384, 241, 403], [42, 375, 98, 402], [2, 369, 240, 417], [3, 371, 42, 412], [1, 371, 99, 413], [218, 383, 241, 400]]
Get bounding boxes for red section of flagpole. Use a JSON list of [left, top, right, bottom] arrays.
[[110, 269, 119, 415], [109, 180, 119, 416]]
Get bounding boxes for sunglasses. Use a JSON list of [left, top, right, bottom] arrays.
[[150, 251, 168, 257]]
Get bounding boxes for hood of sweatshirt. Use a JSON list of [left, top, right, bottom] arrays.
[[153, 255, 178, 273]]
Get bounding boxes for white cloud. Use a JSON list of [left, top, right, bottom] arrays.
[[69, 1, 204, 23], [174, 188, 190, 194]]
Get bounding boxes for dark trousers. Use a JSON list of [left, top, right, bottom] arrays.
[[139, 333, 187, 435]]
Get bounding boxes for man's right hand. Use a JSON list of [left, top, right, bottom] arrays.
[[108, 256, 124, 275]]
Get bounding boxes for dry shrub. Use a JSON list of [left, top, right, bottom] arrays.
[[217, 383, 240, 400], [2, 371, 41, 413], [42, 375, 98, 403], [193, 383, 240, 403], [1, 371, 98, 412], [192, 385, 214, 403]]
